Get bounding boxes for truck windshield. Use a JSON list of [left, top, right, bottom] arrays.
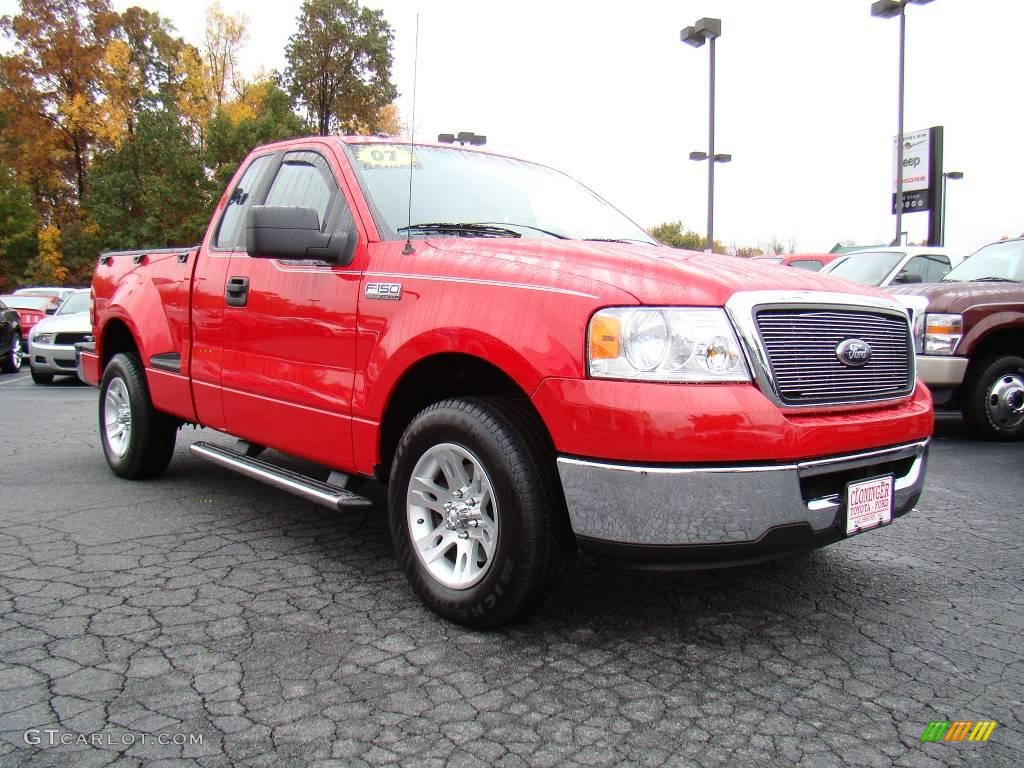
[[348, 143, 656, 244], [825, 251, 904, 286], [944, 240, 1024, 282]]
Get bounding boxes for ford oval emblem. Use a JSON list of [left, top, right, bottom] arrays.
[[836, 338, 872, 368]]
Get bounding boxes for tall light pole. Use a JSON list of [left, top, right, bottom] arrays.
[[681, 17, 729, 253], [871, 0, 935, 246], [941, 170, 963, 246]]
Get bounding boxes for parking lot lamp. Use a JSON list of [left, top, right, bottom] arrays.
[[681, 17, 728, 253], [871, 0, 936, 246]]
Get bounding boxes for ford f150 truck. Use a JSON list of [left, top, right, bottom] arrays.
[[80, 136, 933, 627], [890, 236, 1024, 441]]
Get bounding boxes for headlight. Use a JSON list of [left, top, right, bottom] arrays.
[[32, 332, 55, 345], [588, 307, 750, 382], [923, 313, 962, 355]]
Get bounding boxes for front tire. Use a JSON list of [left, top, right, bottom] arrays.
[[99, 352, 178, 478], [388, 398, 573, 628], [962, 354, 1024, 441], [31, 368, 54, 384]]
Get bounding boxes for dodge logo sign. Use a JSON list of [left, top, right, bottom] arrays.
[[836, 338, 872, 368]]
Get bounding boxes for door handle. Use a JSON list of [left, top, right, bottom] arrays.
[[225, 276, 249, 307]]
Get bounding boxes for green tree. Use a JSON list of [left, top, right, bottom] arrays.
[[205, 79, 312, 192], [0, 164, 38, 290], [84, 107, 210, 250], [285, 0, 397, 135], [649, 221, 724, 253]]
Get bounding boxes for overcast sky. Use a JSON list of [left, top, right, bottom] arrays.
[[3, 0, 1021, 255]]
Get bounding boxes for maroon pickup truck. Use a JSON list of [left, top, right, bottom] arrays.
[[891, 237, 1024, 440]]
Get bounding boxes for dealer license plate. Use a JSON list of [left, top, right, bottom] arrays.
[[845, 475, 893, 536]]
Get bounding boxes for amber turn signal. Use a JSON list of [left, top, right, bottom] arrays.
[[589, 315, 621, 360]]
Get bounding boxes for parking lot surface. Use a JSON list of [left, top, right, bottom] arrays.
[[1, 369, 1022, 767]]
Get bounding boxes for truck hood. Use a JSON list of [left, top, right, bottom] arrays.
[[426, 239, 889, 306], [888, 280, 1024, 314]]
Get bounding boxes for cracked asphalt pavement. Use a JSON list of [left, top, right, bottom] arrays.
[[1, 369, 1022, 767]]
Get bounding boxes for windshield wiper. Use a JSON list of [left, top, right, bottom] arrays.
[[397, 222, 521, 238], [583, 237, 652, 244], [470, 222, 569, 239], [968, 276, 1019, 283]]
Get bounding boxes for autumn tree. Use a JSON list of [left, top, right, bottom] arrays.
[[99, 7, 185, 142], [649, 221, 724, 253], [285, 0, 397, 135], [734, 245, 765, 258], [201, 2, 247, 110], [1, 0, 120, 206]]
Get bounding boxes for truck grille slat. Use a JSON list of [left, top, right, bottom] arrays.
[[755, 308, 913, 406]]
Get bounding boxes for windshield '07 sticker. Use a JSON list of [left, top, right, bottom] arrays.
[[354, 146, 419, 170], [365, 282, 402, 300]]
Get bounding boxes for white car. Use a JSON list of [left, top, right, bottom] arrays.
[[27, 289, 92, 384], [819, 246, 963, 288]]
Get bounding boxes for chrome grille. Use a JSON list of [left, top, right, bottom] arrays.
[[755, 309, 913, 406]]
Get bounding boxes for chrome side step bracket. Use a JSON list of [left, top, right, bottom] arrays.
[[190, 441, 373, 511]]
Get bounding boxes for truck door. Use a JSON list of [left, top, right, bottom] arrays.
[[190, 152, 277, 430], [221, 148, 362, 469]]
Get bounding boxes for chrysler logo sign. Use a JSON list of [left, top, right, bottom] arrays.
[[836, 338, 872, 368]]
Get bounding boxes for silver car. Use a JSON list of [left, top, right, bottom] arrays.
[[27, 289, 92, 384]]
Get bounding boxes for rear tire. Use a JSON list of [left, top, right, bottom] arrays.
[[388, 397, 573, 628], [961, 354, 1024, 441], [99, 352, 178, 478]]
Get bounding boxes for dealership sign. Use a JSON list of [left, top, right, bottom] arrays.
[[892, 128, 931, 213], [892, 126, 944, 216]]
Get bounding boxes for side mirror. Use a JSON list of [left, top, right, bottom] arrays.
[[245, 206, 355, 265]]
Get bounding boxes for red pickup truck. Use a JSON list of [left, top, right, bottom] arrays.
[[80, 136, 932, 627]]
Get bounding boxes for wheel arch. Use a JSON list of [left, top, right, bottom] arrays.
[[962, 327, 1024, 380], [100, 317, 142, 370], [375, 352, 554, 483]]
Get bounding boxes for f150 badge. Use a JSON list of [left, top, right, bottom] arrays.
[[365, 282, 402, 300]]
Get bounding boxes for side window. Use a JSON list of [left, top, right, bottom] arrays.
[[900, 256, 929, 282], [263, 151, 353, 235], [926, 255, 951, 282], [215, 154, 274, 250]]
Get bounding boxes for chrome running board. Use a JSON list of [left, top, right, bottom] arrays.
[[190, 441, 372, 511]]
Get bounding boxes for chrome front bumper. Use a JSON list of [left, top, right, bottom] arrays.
[[557, 440, 928, 550], [916, 356, 968, 388]]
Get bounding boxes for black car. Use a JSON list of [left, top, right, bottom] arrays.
[[0, 299, 25, 373]]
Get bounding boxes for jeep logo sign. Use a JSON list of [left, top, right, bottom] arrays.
[[836, 339, 872, 368]]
